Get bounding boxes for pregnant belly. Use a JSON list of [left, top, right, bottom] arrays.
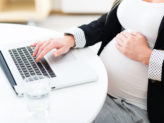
[[100, 38, 148, 108]]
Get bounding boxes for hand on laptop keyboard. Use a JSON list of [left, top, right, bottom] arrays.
[[9, 47, 56, 81], [30, 35, 75, 62]]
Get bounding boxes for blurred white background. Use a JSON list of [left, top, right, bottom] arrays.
[[53, 0, 112, 13], [0, 0, 114, 53]]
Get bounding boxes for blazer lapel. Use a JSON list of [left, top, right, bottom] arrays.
[[158, 16, 164, 35], [154, 16, 164, 49]]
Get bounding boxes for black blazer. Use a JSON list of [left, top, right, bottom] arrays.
[[78, 5, 164, 123]]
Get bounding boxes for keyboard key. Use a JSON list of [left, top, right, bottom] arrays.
[[40, 59, 56, 77], [9, 46, 56, 81]]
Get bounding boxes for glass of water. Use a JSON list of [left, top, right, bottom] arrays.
[[23, 76, 51, 117]]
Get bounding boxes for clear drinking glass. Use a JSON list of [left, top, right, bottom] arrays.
[[23, 76, 51, 117]]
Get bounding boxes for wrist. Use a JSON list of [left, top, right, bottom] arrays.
[[141, 48, 152, 65], [64, 34, 75, 48]]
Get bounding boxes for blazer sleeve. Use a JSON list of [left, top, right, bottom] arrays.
[[79, 4, 121, 47], [65, 4, 122, 48], [148, 18, 164, 82]]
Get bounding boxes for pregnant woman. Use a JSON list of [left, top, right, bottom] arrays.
[[31, 0, 164, 122]]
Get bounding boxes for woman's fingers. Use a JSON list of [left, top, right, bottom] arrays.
[[123, 31, 135, 38], [32, 41, 44, 57], [36, 44, 54, 62], [115, 33, 126, 46], [115, 36, 125, 53], [37, 41, 51, 56], [115, 37, 123, 50], [115, 41, 122, 51], [30, 42, 37, 47]]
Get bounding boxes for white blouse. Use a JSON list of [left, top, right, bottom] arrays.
[[100, 0, 164, 109]]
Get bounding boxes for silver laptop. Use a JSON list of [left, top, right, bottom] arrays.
[[0, 41, 98, 96]]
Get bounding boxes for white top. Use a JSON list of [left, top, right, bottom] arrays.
[[100, 0, 164, 110]]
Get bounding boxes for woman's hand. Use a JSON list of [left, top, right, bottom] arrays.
[[115, 31, 152, 65], [31, 35, 75, 62]]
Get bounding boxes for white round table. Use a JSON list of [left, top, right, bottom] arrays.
[[0, 24, 108, 123]]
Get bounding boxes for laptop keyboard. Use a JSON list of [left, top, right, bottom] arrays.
[[8, 46, 56, 82]]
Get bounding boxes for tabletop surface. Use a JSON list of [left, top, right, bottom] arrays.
[[0, 24, 108, 123]]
